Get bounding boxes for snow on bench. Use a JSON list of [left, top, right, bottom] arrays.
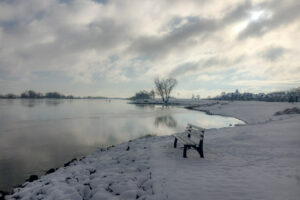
[[173, 123, 205, 158]]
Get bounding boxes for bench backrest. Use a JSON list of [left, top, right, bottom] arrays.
[[185, 123, 205, 139]]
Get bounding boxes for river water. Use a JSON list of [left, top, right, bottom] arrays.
[[0, 99, 244, 191]]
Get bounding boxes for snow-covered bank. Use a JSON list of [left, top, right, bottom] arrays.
[[129, 98, 213, 106], [6, 136, 157, 200], [192, 101, 300, 124], [132, 99, 300, 124], [5, 101, 300, 200]]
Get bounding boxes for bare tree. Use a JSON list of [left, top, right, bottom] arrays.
[[154, 77, 177, 103]]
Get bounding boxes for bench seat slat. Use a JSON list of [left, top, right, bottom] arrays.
[[175, 135, 197, 145], [186, 129, 204, 137]]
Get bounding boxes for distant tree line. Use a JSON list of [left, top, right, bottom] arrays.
[[0, 90, 75, 99], [130, 90, 155, 100], [211, 88, 300, 102], [84, 96, 108, 99]]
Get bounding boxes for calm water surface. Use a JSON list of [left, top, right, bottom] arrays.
[[0, 99, 244, 191]]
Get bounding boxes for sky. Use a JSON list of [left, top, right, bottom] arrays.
[[0, 0, 299, 98]]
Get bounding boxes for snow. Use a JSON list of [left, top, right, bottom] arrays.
[[151, 116, 300, 200], [5, 101, 300, 200], [193, 101, 300, 124], [6, 138, 155, 200]]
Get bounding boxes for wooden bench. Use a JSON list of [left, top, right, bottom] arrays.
[[173, 123, 205, 158]]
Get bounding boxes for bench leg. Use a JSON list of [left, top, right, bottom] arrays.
[[198, 140, 204, 158], [187, 134, 191, 149], [183, 145, 188, 158], [173, 138, 178, 148]]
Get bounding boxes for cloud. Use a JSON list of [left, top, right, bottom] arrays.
[[230, 79, 300, 87], [0, 0, 299, 97], [259, 46, 287, 61], [238, 0, 300, 39], [0, 1, 133, 84], [222, 0, 253, 24], [92, 0, 109, 4], [128, 0, 256, 59], [169, 55, 245, 78], [129, 17, 218, 59]]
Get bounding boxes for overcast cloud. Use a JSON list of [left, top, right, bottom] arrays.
[[0, 0, 299, 97]]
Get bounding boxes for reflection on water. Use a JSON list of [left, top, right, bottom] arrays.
[[45, 99, 66, 107], [20, 99, 42, 108], [133, 104, 155, 109], [0, 99, 244, 191], [155, 115, 177, 128]]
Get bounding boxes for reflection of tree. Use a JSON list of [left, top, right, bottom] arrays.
[[154, 115, 177, 128], [134, 104, 155, 109], [45, 99, 65, 107], [21, 99, 43, 108], [160, 105, 170, 110]]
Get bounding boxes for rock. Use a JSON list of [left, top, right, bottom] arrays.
[[0, 190, 9, 200], [89, 169, 96, 175], [79, 156, 86, 161], [64, 158, 77, 167], [45, 168, 56, 175], [26, 175, 38, 182], [274, 107, 300, 115]]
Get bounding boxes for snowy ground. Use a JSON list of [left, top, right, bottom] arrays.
[[193, 101, 300, 124], [5, 101, 300, 200]]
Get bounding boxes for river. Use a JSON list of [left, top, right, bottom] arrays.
[[0, 99, 244, 191]]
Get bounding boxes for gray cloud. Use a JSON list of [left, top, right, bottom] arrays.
[[169, 57, 229, 78], [222, 0, 252, 24], [169, 54, 248, 79], [169, 62, 199, 78], [92, 0, 109, 4], [128, 0, 254, 59], [0, 12, 132, 78], [259, 46, 287, 61], [129, 17, 218, 59]]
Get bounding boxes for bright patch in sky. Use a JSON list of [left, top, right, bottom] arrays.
[[233, 21, 249, 33], [249, 10, 265, 21]]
